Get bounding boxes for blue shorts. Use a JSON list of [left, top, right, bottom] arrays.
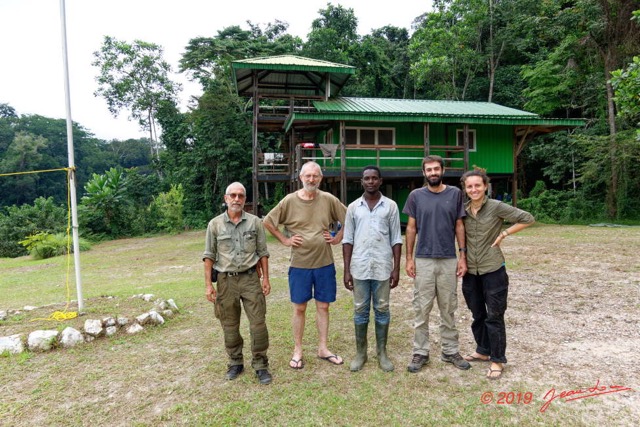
[[288, 264, 337, 304]]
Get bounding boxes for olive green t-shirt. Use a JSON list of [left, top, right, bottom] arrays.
[[264, 190, 347, 269]]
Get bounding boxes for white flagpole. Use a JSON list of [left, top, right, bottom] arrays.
[[59, 0, 84, 311]]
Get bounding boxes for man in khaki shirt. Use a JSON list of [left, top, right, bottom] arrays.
[[203, 182, 272, 384]]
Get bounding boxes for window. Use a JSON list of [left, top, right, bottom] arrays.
[[456, 129, 476, 151], [345, 127, 395, 145]]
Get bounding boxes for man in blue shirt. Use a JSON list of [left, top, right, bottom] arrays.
[[343, 166, 402, 372]]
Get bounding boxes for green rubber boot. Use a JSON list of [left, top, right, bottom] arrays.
[[375, 322, 394, 372], [350, 323, 368, 372]]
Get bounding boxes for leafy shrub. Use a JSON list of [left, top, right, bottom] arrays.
[[19, 232, 91, 260], [149, 184, 184, 233], [0, 197, 67, 258], [80, 167, 138, 237], [519, 188, 607, 224]]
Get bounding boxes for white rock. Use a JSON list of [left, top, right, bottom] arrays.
[[136, 312, 151, 325], [0, 334, 25, 354], [142, 294, 154, 302], [161, 310, 174, 319], [148, 310, 165, 326], [105, 326, 118, 336], [0, 310, 7, 320], [102, 317, 116, 327], [85, 335, 95, 343], [126, 323, 144, 334], [84, 319, 104, 337], [117, 317, 129, 326], [27, 330, 59, 351], [23, 305, 38, 311], [60, 327, 84, 348], [167, 299, 179, 311], [155, 299, 168, 310]]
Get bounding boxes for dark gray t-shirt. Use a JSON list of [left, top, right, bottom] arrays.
[[402, 185, 466, 258]]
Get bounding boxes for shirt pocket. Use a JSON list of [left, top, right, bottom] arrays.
[[243, 230, 257, 253], [373, 217, 389, 241], [376, 228, 389, 241], [217, 234, 234, 252]]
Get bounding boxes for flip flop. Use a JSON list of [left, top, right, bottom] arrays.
[[289, 358, 304, 369], [318, 354, 344, 365], [464, 354, 490, 362], [487, 367, 503, 380]]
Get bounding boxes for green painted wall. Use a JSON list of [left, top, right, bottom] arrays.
[[323, 122, 514, 174]]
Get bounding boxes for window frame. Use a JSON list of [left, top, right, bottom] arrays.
[[345, 126, 396, 146], [456, 128, 476, 152]]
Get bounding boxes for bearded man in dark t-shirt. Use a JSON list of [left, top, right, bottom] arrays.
[[402, 155, 471, 372]]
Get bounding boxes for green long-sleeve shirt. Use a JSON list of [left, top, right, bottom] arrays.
[[464, 197, 535, 275], [203, 211, 269, 273]]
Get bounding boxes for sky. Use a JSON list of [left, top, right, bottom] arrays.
[[0, 0, 430, 141]]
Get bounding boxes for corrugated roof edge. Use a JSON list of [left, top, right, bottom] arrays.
[[284, 112, 585, 132], [232, 55, 356, 74]]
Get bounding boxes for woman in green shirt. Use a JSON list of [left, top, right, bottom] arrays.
[[460, 169, 534, 380]]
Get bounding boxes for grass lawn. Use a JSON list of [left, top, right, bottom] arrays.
[[1, 225, 638, 426]]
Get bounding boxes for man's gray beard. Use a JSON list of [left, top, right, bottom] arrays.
[[303, 183, 319, 192]]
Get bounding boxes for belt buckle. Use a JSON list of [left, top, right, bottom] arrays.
[[228, 271, 240, 276]]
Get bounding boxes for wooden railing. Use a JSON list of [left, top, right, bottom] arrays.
[[298, 144, 466, 173], [257, 144, 467, 177], [257, 152, 290, 175]]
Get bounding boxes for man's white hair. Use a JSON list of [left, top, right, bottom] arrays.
[[299, 161, 323, 177], [225, 182, 246, 195]]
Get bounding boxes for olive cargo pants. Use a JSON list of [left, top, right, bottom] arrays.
[[214, 271, 269, 370]]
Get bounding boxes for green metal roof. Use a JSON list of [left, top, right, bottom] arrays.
[[314, 98, 537, 117], [284, 97, 585, 130], [232, 55, 355, 98]]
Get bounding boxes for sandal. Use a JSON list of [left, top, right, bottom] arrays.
[[463, 354, 490, 362], [487, 367, 503, 380], [289, 358, 304, 370]]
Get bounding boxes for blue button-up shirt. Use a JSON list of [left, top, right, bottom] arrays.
[[342, 195, 403, 281]]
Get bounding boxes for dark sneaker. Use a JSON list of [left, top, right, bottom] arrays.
[[407, 354, 429, 373], [441, 352, 471, 370], [256, 369, 272, 385], [225, 364, 244, 380]]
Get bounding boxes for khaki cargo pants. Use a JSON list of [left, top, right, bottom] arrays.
[[214, 271, 269, 370]]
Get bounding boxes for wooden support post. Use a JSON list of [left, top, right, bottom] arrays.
[[340, 121, 347, 204], [252, 72, 259, 211], [512, 126, 532, 207], [463, 124, 470, 171], [424, 123, 430, 157]]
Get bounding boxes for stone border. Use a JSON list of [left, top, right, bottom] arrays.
[[0, 294, 179, 355]]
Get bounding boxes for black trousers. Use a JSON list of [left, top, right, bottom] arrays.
[[462, 266, 509, 363]]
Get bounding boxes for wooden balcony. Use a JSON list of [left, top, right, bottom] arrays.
[[257, 144, 468, 183]]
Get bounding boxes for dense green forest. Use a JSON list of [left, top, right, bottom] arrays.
[[1, 0, 639, 257]]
